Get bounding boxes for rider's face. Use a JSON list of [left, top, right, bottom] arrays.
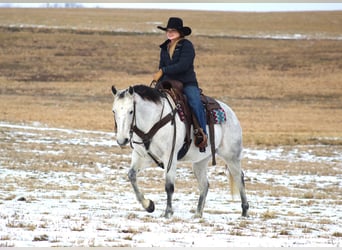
[[166, 29, 181, 41]]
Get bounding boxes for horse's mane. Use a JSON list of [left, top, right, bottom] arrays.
[[133, 85, 164, 103]]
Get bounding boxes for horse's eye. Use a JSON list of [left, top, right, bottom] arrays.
[[129, 110, 133, 115]]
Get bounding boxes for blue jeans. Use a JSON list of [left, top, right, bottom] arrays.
[[183, 85, 207, 135]]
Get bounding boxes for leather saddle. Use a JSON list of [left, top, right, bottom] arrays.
[[156, 80, 223, 165]]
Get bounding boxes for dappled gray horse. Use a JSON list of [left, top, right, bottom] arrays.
[[111, 84, 249, 218]]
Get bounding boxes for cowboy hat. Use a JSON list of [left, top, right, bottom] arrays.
[[157, 17, 192, 36]]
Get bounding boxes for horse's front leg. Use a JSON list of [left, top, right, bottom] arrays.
[[164, 163, 176, 218], [128, 152, 155, 213]]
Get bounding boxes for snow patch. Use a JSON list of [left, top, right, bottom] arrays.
[[0, 122, 341, 247]]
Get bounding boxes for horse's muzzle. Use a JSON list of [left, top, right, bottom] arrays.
[[117, 138, 129, 147]]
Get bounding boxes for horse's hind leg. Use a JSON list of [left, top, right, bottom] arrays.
[[239, 170, 249, 216], [225, 158, 249, 217], [193, 158, 210, 218]]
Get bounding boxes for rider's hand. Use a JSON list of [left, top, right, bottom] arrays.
[[152, 69, 163, 82]]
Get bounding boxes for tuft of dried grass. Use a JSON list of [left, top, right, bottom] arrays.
[[261, 210, 277, 220], [332, 232, 342, 237]]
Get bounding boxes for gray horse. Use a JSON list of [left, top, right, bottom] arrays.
[[111, 84, 249, 218]]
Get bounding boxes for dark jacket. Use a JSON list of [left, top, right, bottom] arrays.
[[159, 39, 198, 87]]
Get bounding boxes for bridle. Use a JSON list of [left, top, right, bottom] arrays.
[[128, 93, 177, 173]]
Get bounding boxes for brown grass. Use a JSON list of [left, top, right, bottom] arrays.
[[0, 8, 342, 146]]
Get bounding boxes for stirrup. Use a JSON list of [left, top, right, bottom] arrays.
[[194, 128, 208, 152]]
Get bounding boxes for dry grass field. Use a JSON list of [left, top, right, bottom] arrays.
[[0, 8, 341, 247], [0, 8, 342, 146]]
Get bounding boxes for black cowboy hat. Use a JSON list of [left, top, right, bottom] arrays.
[[157, 17, 192, 36]]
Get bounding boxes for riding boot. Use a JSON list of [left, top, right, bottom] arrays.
[[194, 128, 208, 152]]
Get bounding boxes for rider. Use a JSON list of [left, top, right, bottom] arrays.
[[152, 17, 207, 151]]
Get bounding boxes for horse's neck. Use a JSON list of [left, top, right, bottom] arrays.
[[135, 97, 169, 132]]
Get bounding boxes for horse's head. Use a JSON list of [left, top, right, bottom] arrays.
[[111, 85, 135, 147]]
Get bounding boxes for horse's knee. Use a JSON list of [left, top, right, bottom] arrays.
[[128, 168, 136, 182], [165, 182, 174, 194]]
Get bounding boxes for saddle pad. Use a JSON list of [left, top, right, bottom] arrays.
[[210, 108, 227, 124]]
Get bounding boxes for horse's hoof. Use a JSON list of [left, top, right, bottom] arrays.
[[163, 210, 174, 218], [146, 200, 155, 213], [193, 213, 203, 219], [241, 202, 249, 217], [142, 199, 155, 213]]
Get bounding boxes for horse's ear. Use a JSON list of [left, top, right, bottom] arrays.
[[128, 86, 134, 95], [111, 85, 117, 95]]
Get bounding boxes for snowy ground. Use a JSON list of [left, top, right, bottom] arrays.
[[0, 121, 341, 247]]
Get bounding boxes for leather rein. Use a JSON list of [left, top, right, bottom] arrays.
[[129, 94, 177, 173]]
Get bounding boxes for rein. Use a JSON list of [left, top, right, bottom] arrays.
[[130, 94, 177, 173]]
